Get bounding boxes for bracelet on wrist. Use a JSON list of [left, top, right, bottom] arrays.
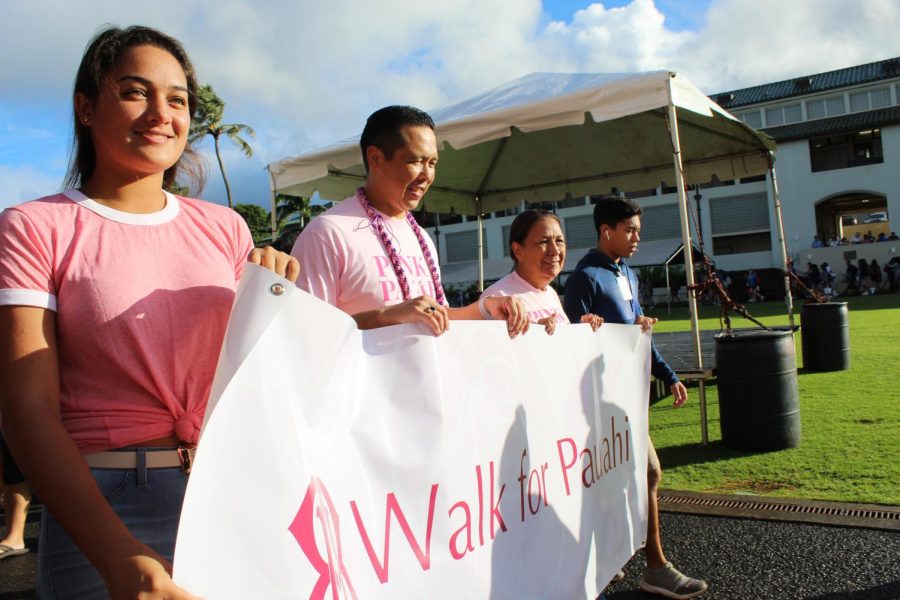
[[478, 295, 495, 320]]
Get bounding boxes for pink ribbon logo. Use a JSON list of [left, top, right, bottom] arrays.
[[289, 477, 358, 600]]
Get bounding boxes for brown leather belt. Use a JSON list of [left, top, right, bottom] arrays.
[[83, 447, 195, 474]]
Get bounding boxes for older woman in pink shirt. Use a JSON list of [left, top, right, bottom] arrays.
[[481, 209, 602, 334]]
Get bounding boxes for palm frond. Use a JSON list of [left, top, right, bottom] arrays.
[[225, 132, 254, 157]]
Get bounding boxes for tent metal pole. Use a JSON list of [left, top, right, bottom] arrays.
[[476, 195, 485, 292], [666, 80, 707, 445], [767, 155, 795, 327], [666, 265, 671, 315]]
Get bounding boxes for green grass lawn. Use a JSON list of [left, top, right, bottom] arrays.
[[644, 293, 900, 506]]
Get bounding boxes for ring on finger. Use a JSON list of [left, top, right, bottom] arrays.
[[426, 306, 436, 313]]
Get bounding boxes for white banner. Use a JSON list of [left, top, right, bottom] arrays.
[[174, 266, 651, 599]]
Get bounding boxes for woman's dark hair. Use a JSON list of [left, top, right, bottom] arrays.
[[592, 194, 642, 235], [64, 25, 205, 195], [359, 105, 435, 172], [507, 209, 561, 263]]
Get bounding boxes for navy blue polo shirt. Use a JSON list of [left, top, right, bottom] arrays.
[[563, 248, 679, 387]]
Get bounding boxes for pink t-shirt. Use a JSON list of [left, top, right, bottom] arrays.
[[481, 270, 569, 324], [0, 190, 253, 453], [291, 195, 444, 314]]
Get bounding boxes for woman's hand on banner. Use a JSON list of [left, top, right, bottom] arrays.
[[580, 313, 604, 332], [484, 295, 529, 338], [634, 315, 658, 332], [248, 247, 300, 283], [537, 316, 557, 335]]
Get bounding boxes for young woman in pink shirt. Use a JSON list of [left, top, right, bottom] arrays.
[[0, 26, 297, 599], [481, 210, 603, 334]]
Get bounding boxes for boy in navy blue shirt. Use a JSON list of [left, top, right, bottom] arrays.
[[564, 195, 707, 599]]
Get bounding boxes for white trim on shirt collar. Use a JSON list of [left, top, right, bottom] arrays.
[[64, 189, 180, 226]]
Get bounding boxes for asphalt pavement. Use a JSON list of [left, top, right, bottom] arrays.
[[2, 508, 898, 599]]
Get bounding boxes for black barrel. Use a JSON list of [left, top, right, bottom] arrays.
[[716, 329, 801, 451], [800, 302, 850, 372]]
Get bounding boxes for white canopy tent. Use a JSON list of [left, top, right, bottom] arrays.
[[268, 71, 790, 443]]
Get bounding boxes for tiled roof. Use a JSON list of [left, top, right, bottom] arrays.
[[712, 57, 900, 109], [762, 106, 900, 142]]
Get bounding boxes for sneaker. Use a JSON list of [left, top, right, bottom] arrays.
[[639, 562, 708, 599]]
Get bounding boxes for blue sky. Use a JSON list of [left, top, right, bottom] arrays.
[[1, 0, 899, 210], [543, 0, 712, 30]]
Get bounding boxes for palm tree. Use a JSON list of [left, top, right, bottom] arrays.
[[270, 193, 331, 251], [274, 193, 313, 232], [189, 84, 255, 208]]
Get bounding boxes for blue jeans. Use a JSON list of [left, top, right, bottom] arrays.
[[38, 454, 188, 599]]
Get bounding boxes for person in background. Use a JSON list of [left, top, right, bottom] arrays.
[[885, 258, 900, 291], [821, 262, 837, 296], [670, 281, 681, 303], [0, 433, 31, 561], [844, 259, 860, 295], [746, 268, 764, 302], [811, 235, 824, 248], [563, 195, 708, 599], [858, 258, 872, 287], [0, 26, 297, 599], [479, 209, 602, 335], [806, 262, 822, 294], [870, 259, 883, 292], [291, 105, 528, 337]]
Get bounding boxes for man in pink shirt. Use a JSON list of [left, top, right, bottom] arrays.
[[292, 105, 528, 336]]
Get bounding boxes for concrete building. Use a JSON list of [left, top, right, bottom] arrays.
[[427, 57, 900, 289]]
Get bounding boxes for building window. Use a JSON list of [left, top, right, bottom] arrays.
[[764, 103, 801, 127], [558, 195, 585, 209], [640, 204, 681, 242], [502, 225, 511, 257], [527, 200, 556, 211], [564, 215, 596, 249], [806, 99, 825, 120], [699, 176, 735, 189], [739, 174, 767, 184], [626, 188, 657, 199], [850, 91, 868, 112], [445, 230, 481, 263], [826, 96, 846, 115], [871, 87, 891, 108], [807, 95, 848, 120], [784, 104, 802, 123], [809, 129, 883, 172], [712, 232, 772, 255], [710, 193, 771, 255], [849, 87, 891, 112], [736, 110, 762, 129]]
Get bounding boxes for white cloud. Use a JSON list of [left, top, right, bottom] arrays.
[[542, 0, 692, 73], [679, 0, 900, 91]]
